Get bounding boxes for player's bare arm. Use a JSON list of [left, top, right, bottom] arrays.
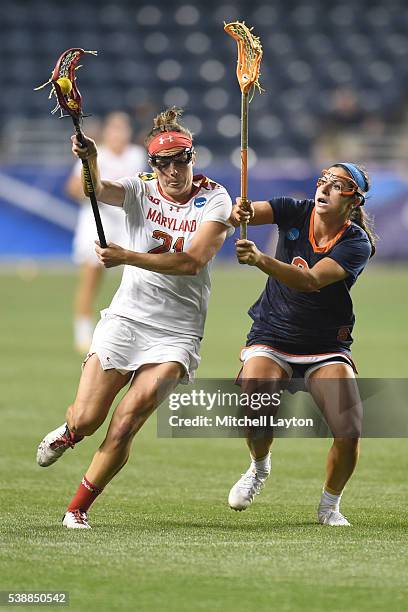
[[65, 173, 86, 201], [71, 134, 125, 206], [95, 221, 228, 274], [236, 239, 347, 292], [230, 198, 274, 227]]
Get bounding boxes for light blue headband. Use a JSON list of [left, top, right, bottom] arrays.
[[336, 162, 368, 193]]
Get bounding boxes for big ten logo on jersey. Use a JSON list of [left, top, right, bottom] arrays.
[[139, 172, 156, 181], [148, 194, 160, 205], [201, 177, 220, 191], [291, 256, 309, 269]]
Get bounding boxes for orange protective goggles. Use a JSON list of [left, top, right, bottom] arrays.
[[316, 169, 360, 197]]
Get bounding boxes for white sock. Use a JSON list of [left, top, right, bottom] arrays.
[[74, 317, 94, 349], [319, 488, 342, 512], [250, 452, 271, 476]]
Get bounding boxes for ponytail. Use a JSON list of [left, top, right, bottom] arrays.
[[144, 106, 193, 148], [334, 162, 377, 257], [349, 205, 376, 257]]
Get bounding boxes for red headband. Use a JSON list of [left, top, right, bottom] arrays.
[[148, 131, 193, 155]]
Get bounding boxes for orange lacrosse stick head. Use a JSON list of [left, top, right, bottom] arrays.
[[224, 21, 263, 95]]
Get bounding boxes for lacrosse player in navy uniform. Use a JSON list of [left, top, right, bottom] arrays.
[[228, 163, 375, 526]]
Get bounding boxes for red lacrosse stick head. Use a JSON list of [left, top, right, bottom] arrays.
[[35, 47, 97, 118]]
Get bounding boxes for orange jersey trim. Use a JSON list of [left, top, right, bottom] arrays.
[[308, 208, 350, 253], [240, 343, 353, 359], [238, 344, 358, 375]]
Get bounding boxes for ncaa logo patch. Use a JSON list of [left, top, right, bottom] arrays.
[[286, 228, 300, 240], [194, 197, 207, 208]]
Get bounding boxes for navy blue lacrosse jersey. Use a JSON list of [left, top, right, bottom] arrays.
[[247, 198, 372, 355]]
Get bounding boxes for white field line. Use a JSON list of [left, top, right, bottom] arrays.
[[0, 171, 77, 231]]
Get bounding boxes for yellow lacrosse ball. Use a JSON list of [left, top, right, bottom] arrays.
[[56, 77, 72, 95]]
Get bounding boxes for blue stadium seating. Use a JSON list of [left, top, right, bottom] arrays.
[[2, 0, 408, 158]]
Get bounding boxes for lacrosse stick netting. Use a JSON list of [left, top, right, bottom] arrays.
[[35, 48, 107, 247], [224, 22, 263, 239]]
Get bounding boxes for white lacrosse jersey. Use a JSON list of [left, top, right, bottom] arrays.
[[105, 172, 233, 337]]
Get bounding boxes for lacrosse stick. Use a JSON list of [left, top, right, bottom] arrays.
[[35, 48, 107, 247], [224, 22, 263, 239]]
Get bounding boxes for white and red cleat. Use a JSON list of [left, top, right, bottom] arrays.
[[62, 510, 91, 529], [36, 423, 76, 467]]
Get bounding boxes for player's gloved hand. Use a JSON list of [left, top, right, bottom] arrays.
[[71, 134, 98, 160], [95, 241, 128, 268], [229, 197, 255, 227], [236, 239, 262, 266]]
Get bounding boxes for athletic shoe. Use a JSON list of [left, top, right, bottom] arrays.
[[36, 423, 75, 467], [318, 508, 351, 526], [228, 467, 269, 511], [62, 510, 91, 529]]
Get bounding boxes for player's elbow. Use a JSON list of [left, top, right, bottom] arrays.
[[301, 272, 321, 292], [182, 254, 205, 276], [183, 261, 202, 276]]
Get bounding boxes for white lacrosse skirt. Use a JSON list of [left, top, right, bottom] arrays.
[[85, 310, 201, 384]]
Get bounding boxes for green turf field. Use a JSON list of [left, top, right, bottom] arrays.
[[0, 264, 407, 611]]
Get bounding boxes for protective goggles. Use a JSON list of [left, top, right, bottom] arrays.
[[316, 169, 362, 197], [148, 147, 194, 169]]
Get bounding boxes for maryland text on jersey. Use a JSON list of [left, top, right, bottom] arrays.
[[147, 208, 197, 233]]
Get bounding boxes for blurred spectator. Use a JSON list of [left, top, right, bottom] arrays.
[[66, 111, 146, 354], [313, 86, 365, 165]]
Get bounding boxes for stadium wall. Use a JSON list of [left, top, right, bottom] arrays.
[[1, 163, 407, 260]]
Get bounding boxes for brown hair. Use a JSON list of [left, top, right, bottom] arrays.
[[333, 163, 377, 257], [144, 107, 193, 148]]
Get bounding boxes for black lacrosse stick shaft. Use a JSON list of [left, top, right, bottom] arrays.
[[72, 116, 107, 248]]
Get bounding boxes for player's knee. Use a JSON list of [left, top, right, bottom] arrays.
[[333, 436, 360, 455], [241, 377, 282, 398], [330, 412, 362, 438]]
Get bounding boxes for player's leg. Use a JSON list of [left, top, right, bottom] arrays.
[[228, 356, 288, 511], [308, 362, 362, 526], [73, 262, 103, 354], [63, 361, 183, 528], [86, 361, 183, 487], [37, 355, 131, 467]]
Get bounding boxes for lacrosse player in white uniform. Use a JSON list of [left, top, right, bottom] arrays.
[[36, 107, 233, 529], [66, 111, 146, 353]]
